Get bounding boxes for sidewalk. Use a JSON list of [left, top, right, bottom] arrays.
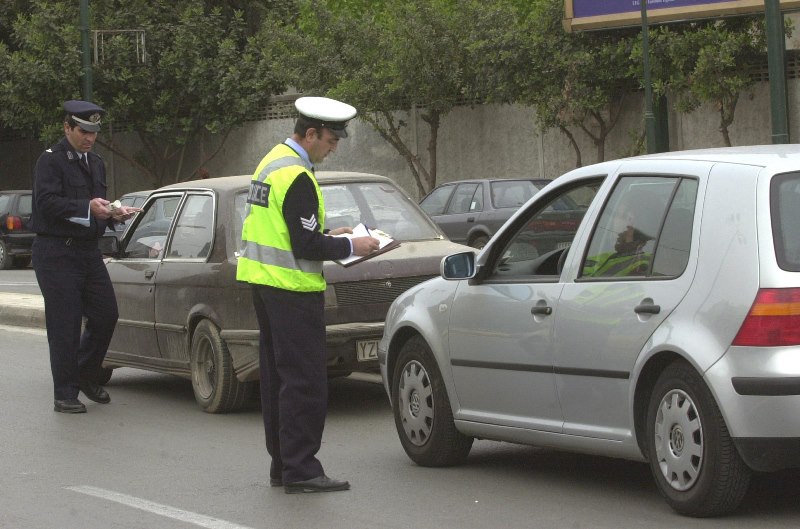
[[0, 292, 45, 329]]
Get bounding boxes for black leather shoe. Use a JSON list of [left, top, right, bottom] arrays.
[[54, 399, 87, 413], [79, 380, 110, 404], [270, 477, 283, 487], [284, 475, 350, 494]]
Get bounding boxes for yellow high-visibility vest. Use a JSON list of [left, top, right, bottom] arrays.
[[236, 143, 327, 292]]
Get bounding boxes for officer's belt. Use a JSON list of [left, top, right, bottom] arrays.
[[36, 234, 98, 248]]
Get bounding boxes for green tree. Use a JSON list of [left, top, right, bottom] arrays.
[[290, 0, 480, 195], [647, 17, 771, 147], [0, 0, 289, 187], [0, 2, 82, 137], [468, 0, 639, 168]]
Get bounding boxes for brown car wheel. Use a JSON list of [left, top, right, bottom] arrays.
[[0, 241, 12, 270], [190, 319, 253, 413]]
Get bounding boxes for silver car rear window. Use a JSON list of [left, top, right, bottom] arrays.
[[771, 171, 800, 272]]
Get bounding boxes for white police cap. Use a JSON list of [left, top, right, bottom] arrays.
[[295, 96, 357, 138]]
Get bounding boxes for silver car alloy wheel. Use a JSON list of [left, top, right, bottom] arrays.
[[653, 388, 704, 492], [398, 360, 434, 447]]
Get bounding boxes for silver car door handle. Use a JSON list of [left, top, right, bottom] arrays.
[[531, 306, 552, 316], [145, 270, 155, 279], [634, 303, 660, 314], [467, 217, 475, 222]]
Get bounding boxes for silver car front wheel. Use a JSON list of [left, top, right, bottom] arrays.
[[391, 335, 472, 466], [397, 359, 433, 446]]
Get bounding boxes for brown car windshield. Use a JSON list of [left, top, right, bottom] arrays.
[[235, 181, 441, 243]]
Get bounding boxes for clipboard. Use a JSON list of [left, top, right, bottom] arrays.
[[334, 223, 400, 267]]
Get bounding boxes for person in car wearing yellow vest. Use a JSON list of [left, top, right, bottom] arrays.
[[237, 97, 379, 494], [583, 208, 654, 277]]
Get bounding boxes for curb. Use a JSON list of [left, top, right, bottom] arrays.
[[0, 293, 46, 329]]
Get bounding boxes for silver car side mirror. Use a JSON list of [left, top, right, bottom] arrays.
[[441, 251, 476, 280]]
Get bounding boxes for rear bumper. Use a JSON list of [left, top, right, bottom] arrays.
[[706, 346, 800, 471], [1, 233, 34, 255], [731, 376, 800, 396], [733, 438, 800, 472], [222, 321, 384, 382]]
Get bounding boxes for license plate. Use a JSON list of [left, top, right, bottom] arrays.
[[356, 339, 379, 362]]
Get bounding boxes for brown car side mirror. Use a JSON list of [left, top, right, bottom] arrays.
[[98, 234, 120, 257]]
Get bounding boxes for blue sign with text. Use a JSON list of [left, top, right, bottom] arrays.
[[573, 0, 739, 18]]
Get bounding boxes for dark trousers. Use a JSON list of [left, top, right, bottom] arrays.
[[251, 284, 327, 484], [32, 237, 119, 400]]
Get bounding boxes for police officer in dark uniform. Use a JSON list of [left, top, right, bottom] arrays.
[[237, 97, 379, 493], [31, 100, 140, 414]]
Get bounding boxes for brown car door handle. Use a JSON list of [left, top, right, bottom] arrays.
[[145, 270, 155, 279], [531, 306, 552, 316], [634, 303, 660, 314]]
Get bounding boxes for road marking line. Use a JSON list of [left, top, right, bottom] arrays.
[[67, 485, 254, 529]]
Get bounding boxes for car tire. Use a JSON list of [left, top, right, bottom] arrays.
[[391, 335, 473, 466], [0, 241, 12, 270], [190, 319, 253, 413], [646, 361, 751, 517], [469, 234, 489, 249]]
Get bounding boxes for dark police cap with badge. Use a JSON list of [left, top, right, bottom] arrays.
[[63, 100, 105, 132], [295, 97, 357, 138]]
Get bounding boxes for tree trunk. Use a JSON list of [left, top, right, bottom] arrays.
[[718, 94, 738, 148], [559, 125, 582, 168]]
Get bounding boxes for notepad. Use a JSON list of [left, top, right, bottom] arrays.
[[334, 223, 400, 266]]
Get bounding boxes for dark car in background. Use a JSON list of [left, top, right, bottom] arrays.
[[105, 189, 152, 240], [0, 190, 34, 269], [419, 178, 551, 248], [100, 172, 470, 413]]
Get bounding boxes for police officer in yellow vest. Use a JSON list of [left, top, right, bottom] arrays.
[[237, 97, 379, 494]]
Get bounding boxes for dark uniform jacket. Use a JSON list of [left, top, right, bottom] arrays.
[[281, 169, 351, 262], [31, 137, 112, 239]]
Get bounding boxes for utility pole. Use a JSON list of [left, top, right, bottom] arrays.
[[80, 0, 92, 101], [765, 0, 789, 143], [640, 0, 657, 153]]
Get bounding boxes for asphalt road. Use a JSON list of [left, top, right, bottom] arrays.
[[0, 267, 39, 295], [3, 324, 800, 528]]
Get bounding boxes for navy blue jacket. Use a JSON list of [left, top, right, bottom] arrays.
[[31, 138, 112, 239]]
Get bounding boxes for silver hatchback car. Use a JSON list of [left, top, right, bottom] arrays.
[[379, 145, 800, 517]]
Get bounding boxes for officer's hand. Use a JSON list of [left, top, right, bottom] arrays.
[[90, 198, 112, 219], [328, 226, 353, 236], [351, 236, 380, 256], [112, 206, 142, 222]]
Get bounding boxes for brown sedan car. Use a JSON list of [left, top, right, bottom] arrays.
[[101, 172, 469, 413]]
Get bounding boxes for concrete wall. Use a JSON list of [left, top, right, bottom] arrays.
[[2, 77, 797, 200], [196, 79, 796, 201]]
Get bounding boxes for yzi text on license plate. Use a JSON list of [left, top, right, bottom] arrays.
[[357, 340, 379, 362]]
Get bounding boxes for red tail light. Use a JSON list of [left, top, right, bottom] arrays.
[[732, 288, 800, 346], [6, 215, 22, 231]]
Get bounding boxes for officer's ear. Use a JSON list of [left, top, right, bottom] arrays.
[[306, 127, 319, 141]]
